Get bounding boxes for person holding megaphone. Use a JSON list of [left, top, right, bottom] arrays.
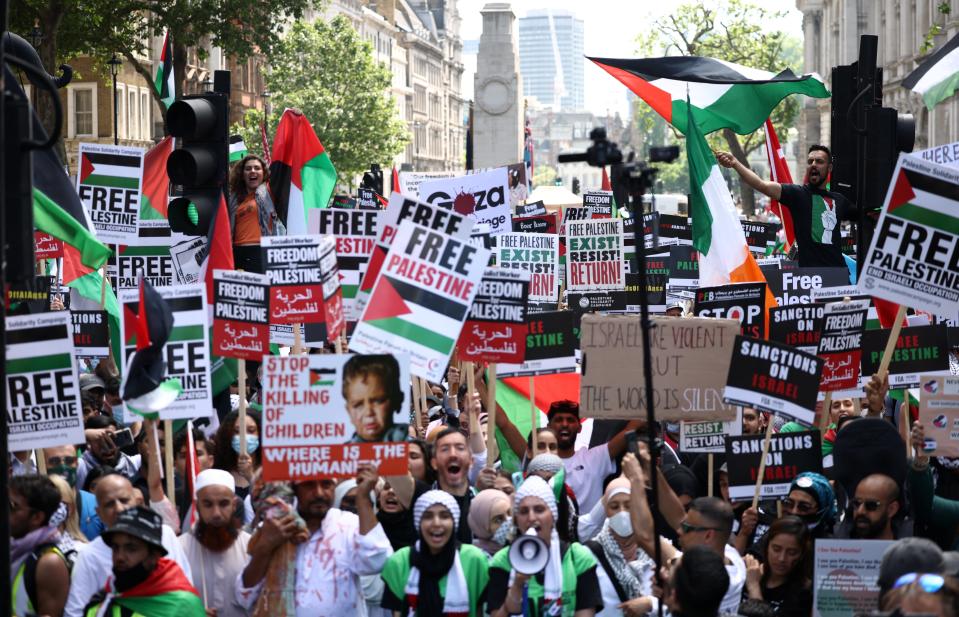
[[488, 475, 604, 616]]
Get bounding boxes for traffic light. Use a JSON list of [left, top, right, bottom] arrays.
[[571, 177, 580, 194], [166, 92, 229, 235], [361, 163, 384, 196]]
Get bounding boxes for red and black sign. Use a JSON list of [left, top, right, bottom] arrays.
[[725, 430, 822, 501], [213, 270, 270, 361], [457, 268, 529, 363], [513, 212, 557, 235], [72, 310, 110, 359], [658, 214, 692, 244], [817, 301, 867, 392], [741, 220, 777, 253], [35, 232, 64, 260], [262, 236, 327, 326], [769, 304, 823, 351], [695, 282, 767, 338]]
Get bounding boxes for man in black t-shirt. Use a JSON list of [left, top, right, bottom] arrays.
[[716, 145, 855, 268]]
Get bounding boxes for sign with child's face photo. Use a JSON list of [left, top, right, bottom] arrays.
[[261, 352, 412, 481]]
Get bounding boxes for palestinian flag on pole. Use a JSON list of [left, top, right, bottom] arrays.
[[589, 56, 829, 135], [391, 165, 401, 194], [229, 135, 247, 163], [103, 558, 204, 616], [686, 99, 777, 312], [154, 31, 175, 109], [199, 192, 238, 395], [141, 136, 173, 222], [269, 109, 338, 235], [494, 374, 579, 473], [903, 32, 959, 110], [763, 119, 796, 253]]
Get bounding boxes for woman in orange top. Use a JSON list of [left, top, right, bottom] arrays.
[[227, 154, 281, 273]]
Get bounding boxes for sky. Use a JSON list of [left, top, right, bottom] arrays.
[[458, 0, 804, 118]]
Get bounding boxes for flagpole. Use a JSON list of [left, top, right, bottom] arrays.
[[238, 359, 247, 455], [485, 363, 497, 468], [164, 419, 175, 510]]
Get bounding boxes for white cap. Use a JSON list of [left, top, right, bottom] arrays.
[[194, 469, 236, 496]]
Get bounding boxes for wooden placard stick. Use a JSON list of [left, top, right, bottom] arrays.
[[411, 376, 424, 436], [485, 363, 498, 467], [707, 453, 714, 497], [751, 415, 776, 510], [238, 358, 248, 454], [36, 450, 47, 475], [875, 305, 909, 455], [292, 323, 303, 355], [819, 392, 833, 433], [164, 419, 176, 509], [529, 375, 537, 457]]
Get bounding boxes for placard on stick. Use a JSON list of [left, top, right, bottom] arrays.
[[498, 311, 578, 377], [917, 376, 959, 457], [457, 267, 529, 364], [496, 232, 559, 304], [76, 142, 144, 243], [213, 270, 270, 361], [695, 282, 767, 339], [309, 208, 379, 322], [860, 324, 950, 389], [679, 411, 742, 454], [565, 219, 626, 292], [580, 315, 739, 421], [724, 430, 822, 501], [817, 299, 868, 395]]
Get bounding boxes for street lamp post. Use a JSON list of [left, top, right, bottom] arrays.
[[108, 53, 122, 145]]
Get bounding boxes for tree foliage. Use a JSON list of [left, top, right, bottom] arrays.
[[233, 17, 409, 187], [634, 0, 803, 214]]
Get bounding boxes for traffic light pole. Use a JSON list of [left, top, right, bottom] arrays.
[[1, 0, 11, 609], [853, 36, 877, 279]]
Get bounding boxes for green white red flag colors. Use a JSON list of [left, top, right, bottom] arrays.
[[6, 312, 85, 450], [138, 136, 176, 242], [76, 143, 145, 243], [859, 154, 959, 318], [153, 31, 175, 109], [457, 267, 530, 364], [261, 353, 410, 481], [723, 336, 824, 425], [310, 208, 380, 322], [495, 232, 559, 303], [213, 270, 270, 361], [350, 220, 489, 381]]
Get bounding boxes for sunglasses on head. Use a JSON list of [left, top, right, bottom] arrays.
[[894, 573, 946, 593], [851, 498, 883, 512]]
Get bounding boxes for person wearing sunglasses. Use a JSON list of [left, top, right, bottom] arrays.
[[44, 444, 104, 540], [881, 572, 959, 617], [838, 473, 902, 540]]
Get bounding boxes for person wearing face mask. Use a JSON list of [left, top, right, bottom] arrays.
[[214, 410, 262, 501], [468, 489, 514, 559], [585, 478, 656, 617], [84, 506, 205, 616], [45, 444, 104, 540], [488, 475, 604, 617], [739, 517, 813, 617], [381, 490, 490, 615]]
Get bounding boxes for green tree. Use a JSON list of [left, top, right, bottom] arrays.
[[635, 0, 803, 215], [233, 17, 409, 187]]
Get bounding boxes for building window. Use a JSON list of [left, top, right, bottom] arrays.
[[128, 88, 138, 140], [116, 83, 127, 139], [140, 89, 151, 139], [414, 85, 427, 113], [68, 84, 97, 138]]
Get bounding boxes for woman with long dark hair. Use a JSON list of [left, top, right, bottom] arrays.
[[740, 516, 813, 617], [227, 154, 280, 273], [213, 409, 262, 501]]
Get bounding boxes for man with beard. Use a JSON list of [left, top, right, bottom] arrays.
[[85, 506, 204, 616], [179, 469, 250, 616], [236, 463, 392, 616], [77, 415, 141, 491], [741, 408, 767, 435], [846, 473, 902, 540], [717, 145, 854, 268], [65, 473, 192, 617]]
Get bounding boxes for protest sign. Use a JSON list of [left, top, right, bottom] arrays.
[[357, 188, 380, 210], [6, 276, 55, 314], [457, 268, 529, 363], [580, 315, 739, 421], [76, 143, 144, 243], [913, 140, 959, 169], [570, 262, 666, 313], [400, 170, 457, 197], [499, 311, 578, 377], [303, 236, 345, 344], [120, 283, 212, 421], [583, 191, 614, 218], [168, 237, 205, 285], [507, 163, 530, 206], [695, 282, 767, 339], [516, 200, 547, 217], [667, 245, 699, 294], [725, 430, 822, 500], [356, 193, 473, 315], [859, 154, 959, 318], [761, 267, 849, 306], [562, 205, 592, 226], [261, 353, 410, 481], [496, 232, 559, 304], [724, 336, 824, 424], [470, 222, 494, 254], [741, 221, 777, 254], [110, 244, 177, 291], [769, 304, 824, 353], [658, 214, 693, 245], [566, 219, 626, 291], [861, 324, 950, 389], [513, 212, 558, 235], [680, 412, 742, 453], [71, 310, 110, 359], [213, 270, 270, 361], [814, 539, 893, 617], [35, 232, 63, 260], [310, 208, 379, 322], [262, 235, 327, 325], [817, 299, 868, 394], [7, 312, 85, 449], [419, 168, 511, 235], [350, 220, 489, 381], [331, 194, 356, 209], [917, 376, 959, 457]]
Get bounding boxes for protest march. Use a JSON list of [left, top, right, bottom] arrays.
[[11, 11, 959, 617]]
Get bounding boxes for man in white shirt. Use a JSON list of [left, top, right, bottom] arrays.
[[236, 464, 392, 616], [547, 399, 639, 511], [64, 473, 192, 617], [179, 469, 251, 617]]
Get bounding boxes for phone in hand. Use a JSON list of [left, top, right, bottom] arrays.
[[112, 427, 134, 450]]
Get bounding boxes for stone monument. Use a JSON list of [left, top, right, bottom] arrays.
[[473, 3, 523, 169]]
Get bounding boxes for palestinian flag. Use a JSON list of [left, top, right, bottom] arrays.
[[590, 56, 829, 135], [141, 136, 173, 222], [199, 192, 238, 395], [269, 109, 338, 235], [309, 368, 336, 387], [686, 99, 777, 314], [104, 558, 204, 616], [121, 277, 182, 417], [154, 31, 175, 109], [763, 119, 796, 252], [904, 32, 959, 110], [494, 374, 579, 473], [79, 148, 141, 190], [392, 165, 401, 194], [229, 135, 248, 163]]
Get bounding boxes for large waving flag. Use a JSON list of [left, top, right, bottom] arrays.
[[762, 119, 795, 253], [153, 31, 175, 109], [903, 32, 959, 110], [590, 56, 829, 135], [269, 109, 338, 234], [686, 101, 776, 311], [141, 136, 173, 222]]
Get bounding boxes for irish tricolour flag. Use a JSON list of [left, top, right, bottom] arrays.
[[590, 56, 829, 135], [686, 101, 776, 307], [904, 32, 959, 110], [269, 109, 338, 235]]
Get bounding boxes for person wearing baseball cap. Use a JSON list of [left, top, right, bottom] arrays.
[[85, 506, 204, 616]]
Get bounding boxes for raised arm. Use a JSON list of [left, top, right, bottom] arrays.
[[622, 452, 677, 563], [716, 151, 782, 201], [473, 368, 527, 459]]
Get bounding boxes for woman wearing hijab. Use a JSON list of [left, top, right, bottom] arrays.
[[526, 453, 581, 543], [585, 478, 656, 616], [468, 489, 514, 559], [381, 490, 489, 616], [489, 475, 604, 617]]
